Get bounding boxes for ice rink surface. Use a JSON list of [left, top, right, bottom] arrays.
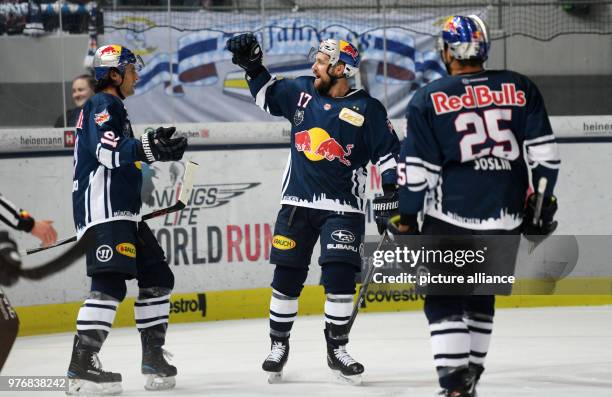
[[2, 305, 611, 397]]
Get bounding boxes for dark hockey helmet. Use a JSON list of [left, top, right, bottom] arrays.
[[437, 15, 490, 62]]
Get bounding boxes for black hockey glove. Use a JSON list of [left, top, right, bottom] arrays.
[[0, 231, 22, 287], [522, 194, 558, 240], [225, 33, 264, 78], [387, 214, 420, 236], [139, 127, 187, 163], [372, 188, 399, 235]]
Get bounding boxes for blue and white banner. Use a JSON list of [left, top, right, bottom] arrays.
[[103, 10, 484, 123]]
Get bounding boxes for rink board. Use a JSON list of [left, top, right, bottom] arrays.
[[1, 118, 611, 336], [14, 282, 612, 336]]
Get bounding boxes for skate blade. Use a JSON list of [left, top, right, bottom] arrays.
[[266, 371, 283, 384], [144, 374, 176, 391], [66, 379, 122, 395], [330, 369, 362, 386]]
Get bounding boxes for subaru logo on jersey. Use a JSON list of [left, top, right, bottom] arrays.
[[293, 109, 304, 126], [96, 245, 113, 262], [331, 230, 356, 243]]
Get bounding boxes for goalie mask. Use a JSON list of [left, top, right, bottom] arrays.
[[438, 15, 490, 62], [315, 39, 360, 78], [93, 44, 145, 81]]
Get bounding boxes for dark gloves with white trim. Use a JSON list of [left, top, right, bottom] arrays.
[[372, 185, 399, 235], [225, 33, 265, 78], [139, 127, 187, 163], [0, 231, 22, 287], [522, 194, 558, 240]]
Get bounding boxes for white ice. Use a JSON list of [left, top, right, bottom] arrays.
[[2, 306, 612, 397]]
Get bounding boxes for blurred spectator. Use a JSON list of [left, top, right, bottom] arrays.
[[54, 74, 95, 128]]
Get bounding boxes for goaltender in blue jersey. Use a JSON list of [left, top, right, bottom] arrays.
[[226, 34, 400, 385]]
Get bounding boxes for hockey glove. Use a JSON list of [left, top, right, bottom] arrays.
[[0, 231, 22, 287], [387, 214, 420, 236], [372, 188, 399, 235], [140, 127, 188, 163], [225, 33, 265, 78], [522, 194, 558, 240]]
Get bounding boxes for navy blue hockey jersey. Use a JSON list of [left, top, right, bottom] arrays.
[[248, 70, 400, 213], [72, 93, 144, 238], [398, 70, 560, 230]]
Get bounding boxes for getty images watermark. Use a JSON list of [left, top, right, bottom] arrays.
[[370, 246, 517, 286]]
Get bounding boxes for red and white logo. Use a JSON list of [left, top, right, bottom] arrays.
[[430, 84, 526, 115], [64, 130, 75, 148], [94, 109, 111, 126]]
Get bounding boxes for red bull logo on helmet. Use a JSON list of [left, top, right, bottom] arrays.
[[340, 40, 359, 61], [443, 16, 459, 34], [295, 127, 353, 166], [99, 45, 120, 57]]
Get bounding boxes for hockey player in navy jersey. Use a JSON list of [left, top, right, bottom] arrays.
[[390, 16, 560, 397], [227, 34, 400, 384], [67, 45, 187, 395]]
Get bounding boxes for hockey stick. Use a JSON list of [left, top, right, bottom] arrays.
[[527, 177, 555, 254], [18, 231, 95, 280], [23, 161, 199, 256], [347, 230, 390, 332]]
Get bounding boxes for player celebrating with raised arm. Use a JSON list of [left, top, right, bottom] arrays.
[[390, 16, 560, 397], [226, 34, 400, 385], [67, 45, 187, 395]]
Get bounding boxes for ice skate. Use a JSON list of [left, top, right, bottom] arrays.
[[66, 336, 122, 396], [142, 346, 177, 391], [262, 339, 289, 383], [326, 343, 364, 386], [436, 368, 477, 397]]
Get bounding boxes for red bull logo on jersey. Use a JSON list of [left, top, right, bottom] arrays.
[[431, 83, 526, 115], [295, 127, 353, 166], [94, 109, 111, 126]]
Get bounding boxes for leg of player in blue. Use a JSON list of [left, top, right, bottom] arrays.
[[66, 222, 134, 395], [262, 206, 364, 384], [422, 216, 518, 397], [66, 221, 176, 395], [321, 262, 364, 385], [134, 222, 177, 391]]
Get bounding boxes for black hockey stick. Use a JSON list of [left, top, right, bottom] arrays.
[[18, 231, 95, 280], [527, 177, 556, 254], [347, 230, 390, 332], [23, 161, 199, 256]]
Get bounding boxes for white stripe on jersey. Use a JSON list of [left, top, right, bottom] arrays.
[[256, 75, 277, 113], [105, 168, 112, 218], [89, 166, 108, 222], [378, 155, 397, 174], [526, 142, 561, 169], [96, 144, 117, 169], [405, 156, 442, 172], [280, 152, 292, 198], [351, 166, 367, 211], [524, 134, 555, 146]]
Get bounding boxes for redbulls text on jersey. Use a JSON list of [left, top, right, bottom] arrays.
[[398, 70, 560, 230]]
